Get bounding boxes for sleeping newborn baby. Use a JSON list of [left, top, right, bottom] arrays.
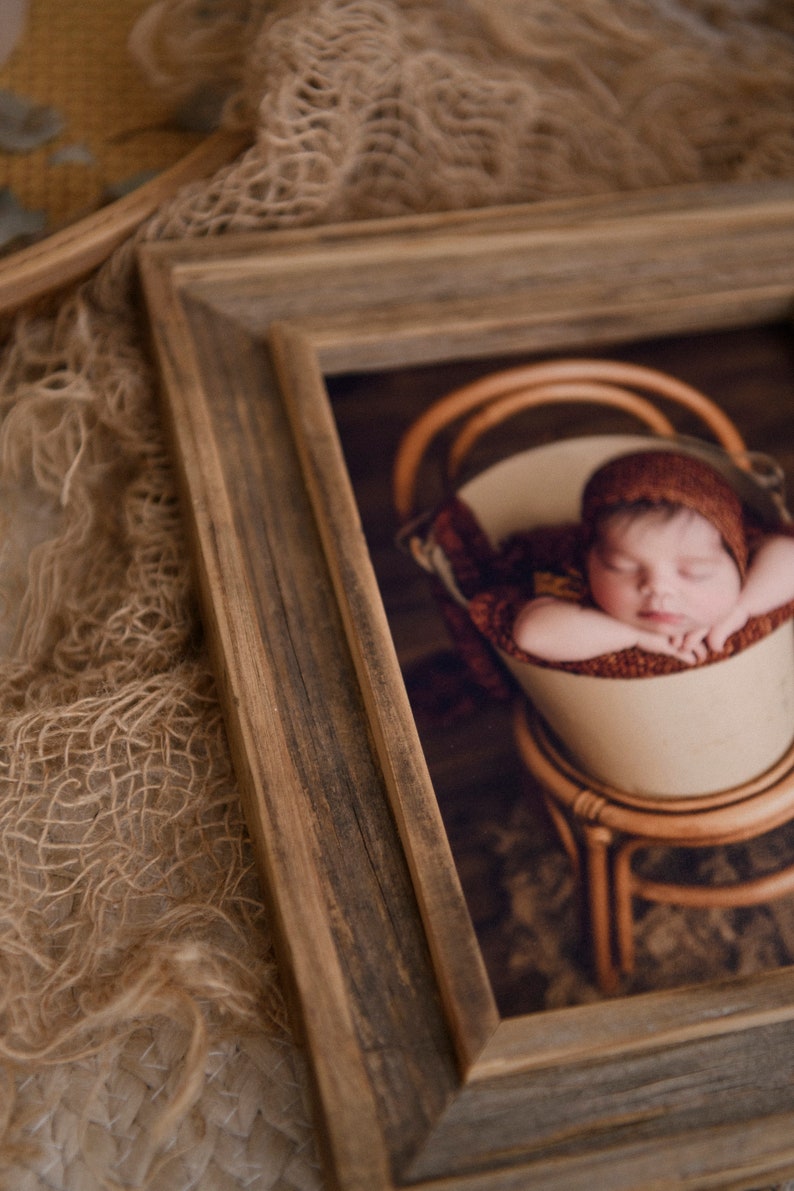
[[513, 449, 794, 666]]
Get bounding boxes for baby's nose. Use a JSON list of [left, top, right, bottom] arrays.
[[639, 568, 673, 595]]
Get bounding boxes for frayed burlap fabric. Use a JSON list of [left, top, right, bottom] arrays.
[[2, 1, 794, 1187]]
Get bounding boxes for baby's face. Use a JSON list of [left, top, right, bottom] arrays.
[[587, 506, 742, 638]]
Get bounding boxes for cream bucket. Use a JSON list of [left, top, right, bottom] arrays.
[[426, 434, 794, 798]]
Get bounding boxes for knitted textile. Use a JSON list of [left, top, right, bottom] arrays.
[[3, 2, 794, 1187], [581, 449, 750, 577]]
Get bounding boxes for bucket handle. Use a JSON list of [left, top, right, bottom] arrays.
[[446, 379, 677, 480], [393, 358, 748, 526]]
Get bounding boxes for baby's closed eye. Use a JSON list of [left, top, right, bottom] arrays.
[[600, 554, 640, 575], [678, 564, 718, 581]]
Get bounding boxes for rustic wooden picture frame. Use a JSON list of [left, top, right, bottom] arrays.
[[139, 180, 794, 1191]]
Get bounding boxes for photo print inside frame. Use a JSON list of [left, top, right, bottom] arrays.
[[327, 320, 794, 1012]]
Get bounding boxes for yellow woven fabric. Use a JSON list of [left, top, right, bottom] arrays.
[[0, 0, 202, 230]]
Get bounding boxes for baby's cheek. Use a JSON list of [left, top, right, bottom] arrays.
[[593, 578, 634, 621], [587, 571, 615, 613], [697, 576, 741, 623]]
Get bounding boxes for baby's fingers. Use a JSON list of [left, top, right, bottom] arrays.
[[663, 632, 706, 665], [676, 647, 706, 665], [659, 640, 702, 665], [677, 628, 707, 652], [707, 628, 728, 653]]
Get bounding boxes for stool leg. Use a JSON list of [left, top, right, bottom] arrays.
[[541, 792, 581, 881], [583, 823, 619, 995], [613, 839, 645, 975]]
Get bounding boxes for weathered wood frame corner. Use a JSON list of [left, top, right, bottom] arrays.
[[139, 180, 794, 1191]]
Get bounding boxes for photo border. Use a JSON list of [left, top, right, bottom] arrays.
[[139, 180, 794, 1190]]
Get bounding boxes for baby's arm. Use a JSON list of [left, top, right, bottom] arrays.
[[513, 597, 702, 664], [708, 533, 794, 652]]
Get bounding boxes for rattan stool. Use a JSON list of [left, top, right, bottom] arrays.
[[513, 699, 794, 995]]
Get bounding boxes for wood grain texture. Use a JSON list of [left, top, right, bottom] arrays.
[[139, 180, 794, 1190], [0, 129, 249, 315]]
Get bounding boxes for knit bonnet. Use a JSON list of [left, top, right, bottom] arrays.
[[581, 449, 749, 577]]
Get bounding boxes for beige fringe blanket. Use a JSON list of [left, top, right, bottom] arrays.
[[2, 2, 794, 1187]]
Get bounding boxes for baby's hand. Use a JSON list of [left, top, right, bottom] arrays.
[[707, 605, 750, 653], [675, 628, 710, 663], [636, 630, 706, 665]]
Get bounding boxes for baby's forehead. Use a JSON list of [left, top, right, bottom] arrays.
[[597, 504, 726, 547]]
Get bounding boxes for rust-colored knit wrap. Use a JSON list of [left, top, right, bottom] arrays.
[[581, 449, 749, 577]]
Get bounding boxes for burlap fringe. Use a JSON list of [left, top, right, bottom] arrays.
[[2, 1, 794, 1186]]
